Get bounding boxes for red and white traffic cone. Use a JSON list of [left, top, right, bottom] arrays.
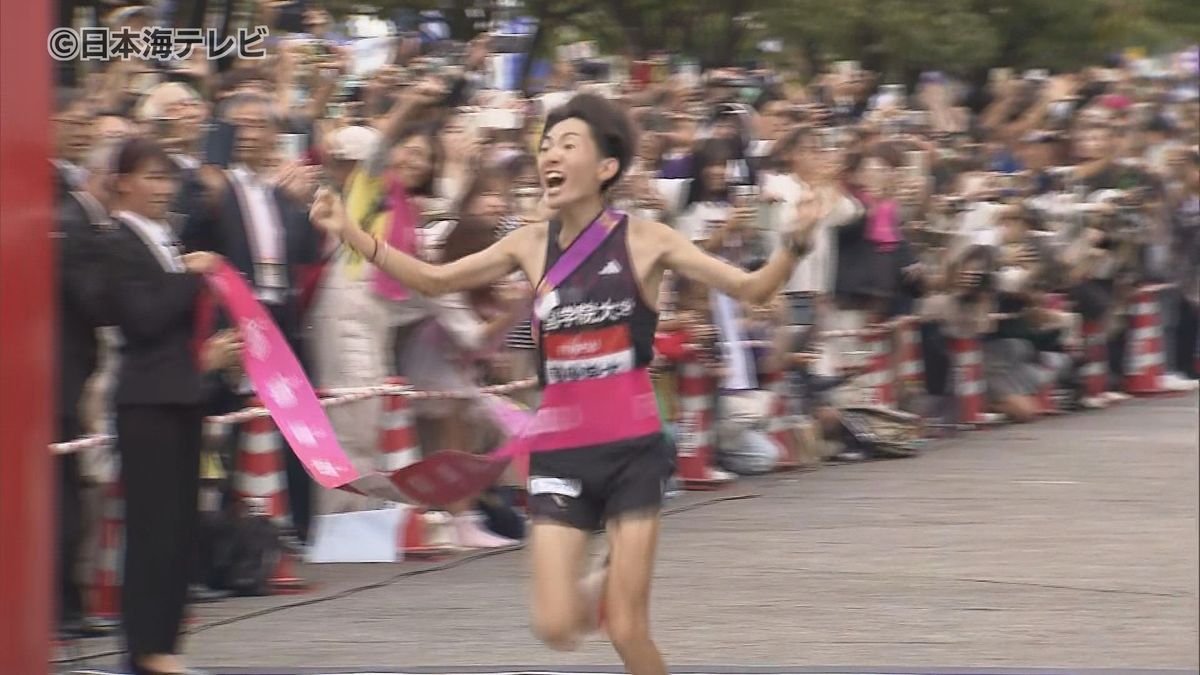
[[89, 476, 123, 621], [758, 367, 802, 472], [236, 403, 306, 593], [1124, 286, 1171, 396], [397, 506, 453, 560], [861, 326, 897, 409], [1080, 320, 1111, 407], [235, 403, 291, 529], [948, 336, 1001, 428], [675, 356, 734, 490], [894, 317, 924, 404], [377, 378, 421, 474]]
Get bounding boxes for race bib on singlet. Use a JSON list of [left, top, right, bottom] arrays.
[[543, 324, 635, 384]]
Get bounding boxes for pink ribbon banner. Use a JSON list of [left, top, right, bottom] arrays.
[[204, 262, 360, 489], [204, 261, 515, 506], [202, 261, 661, 508]]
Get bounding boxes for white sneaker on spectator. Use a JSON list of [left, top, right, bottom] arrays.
[[452, 512, 520, 549], [1162, 373, 1199, 391], [708, 467, 737, 481], [1079, 396, 1108, 410], [1102, 391, 1131, 403]]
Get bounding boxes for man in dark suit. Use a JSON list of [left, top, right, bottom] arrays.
[[53, 89, 94, 200], [54, 142, 120, 639], [182, 91, 322, 542]]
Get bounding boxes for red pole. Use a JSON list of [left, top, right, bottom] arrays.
[[0, 0, 54, 671]]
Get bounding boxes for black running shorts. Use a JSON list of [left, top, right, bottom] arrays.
[[527, 432, 675, 531]]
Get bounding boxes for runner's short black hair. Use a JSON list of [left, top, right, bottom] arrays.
[[543, 93, 635, 192]]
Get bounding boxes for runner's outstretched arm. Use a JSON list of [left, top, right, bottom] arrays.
[[659, 192, 825, 304], [310, 188, 523, 296]]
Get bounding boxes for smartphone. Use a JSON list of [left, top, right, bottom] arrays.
[[278, 133, 306, 164], [879, 83, 906, 109], [202, 120, 237, 168], [730, 184, 759, 207]]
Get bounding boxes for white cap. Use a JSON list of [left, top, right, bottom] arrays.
[[326, 125, 381, 161]]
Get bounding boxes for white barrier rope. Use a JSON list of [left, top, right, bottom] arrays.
[[50, 377, 540, 455], [48, 282, 1171, 455]]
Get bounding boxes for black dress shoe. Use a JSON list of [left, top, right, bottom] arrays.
[[188, 584, 233, 603], [79, 615, 120, 636], [58, 615, 118, 639]]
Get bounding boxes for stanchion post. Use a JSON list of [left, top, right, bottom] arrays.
[[674, 352, 734, 489]]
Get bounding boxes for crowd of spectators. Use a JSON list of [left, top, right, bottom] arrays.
[[48, 4, 1198, 662]]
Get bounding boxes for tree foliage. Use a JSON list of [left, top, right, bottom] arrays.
[[323, 0, 1200, 74]]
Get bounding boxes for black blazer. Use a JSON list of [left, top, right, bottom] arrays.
[[106, 216, 206, 407], [56, 192, 114, 438], [52, 161, 78, 203], [180, 171, 319, 342]]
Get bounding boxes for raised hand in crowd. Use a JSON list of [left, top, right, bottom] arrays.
[[378, 76, 449, 142], [181, 251, 223, 275], [273, 160, 320, 204], [730, 203, 757, 231], [789, 190, 826, 250], [465, 34, 492, 72], [309, 187, 351, 238]]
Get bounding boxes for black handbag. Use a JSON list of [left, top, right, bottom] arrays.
[[476, 486, 526, 541], [199, 506, 282, 597]]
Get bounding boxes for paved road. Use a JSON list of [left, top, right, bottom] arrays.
[[62, 394, 1199, 674]]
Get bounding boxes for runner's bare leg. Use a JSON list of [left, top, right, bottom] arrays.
[[530, 521, 591, 650], [605, 513, 667, 675]]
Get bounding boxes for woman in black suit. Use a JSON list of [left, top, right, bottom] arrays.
[[105, 137, 239, 675]]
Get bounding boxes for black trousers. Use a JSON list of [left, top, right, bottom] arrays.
[[267, 304, 312, 543], [1107, 329, 1128, 391], [920, 322, 951, 397], [1177, 297, 1199, 379], [117, 404, 202, 656], [55, 420, 85, 625]]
